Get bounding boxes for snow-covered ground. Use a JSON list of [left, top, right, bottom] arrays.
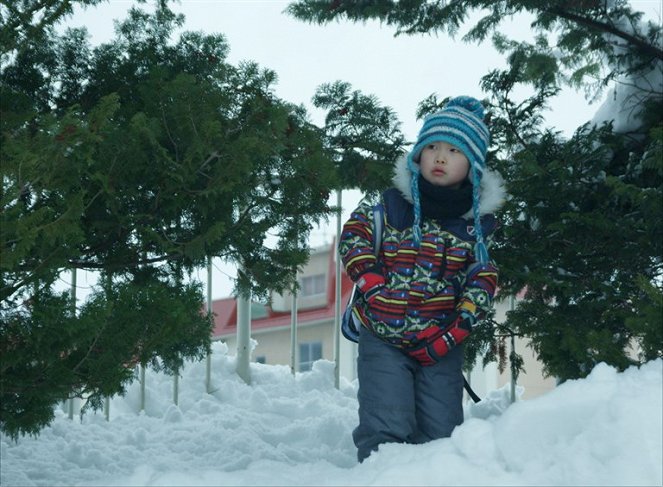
[[1, 342, 661, 487]]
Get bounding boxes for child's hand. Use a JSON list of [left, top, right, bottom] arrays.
[[402, 312, 476, 366], [357, 270, 385, 303]]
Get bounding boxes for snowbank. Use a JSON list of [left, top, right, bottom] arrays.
[[1, 342, 661, 486]]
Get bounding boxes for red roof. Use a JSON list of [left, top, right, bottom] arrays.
[[211, 243, 354, 338], [210, 297, 237, 334]]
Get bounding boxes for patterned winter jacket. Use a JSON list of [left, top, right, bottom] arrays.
[[338, 155, 506, 345]]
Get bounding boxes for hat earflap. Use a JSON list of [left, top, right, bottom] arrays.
[[470, 163, 489, 265], [407, 153, 423, 246]]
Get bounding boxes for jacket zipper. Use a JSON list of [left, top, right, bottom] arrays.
[[440, 238, 451, 278]]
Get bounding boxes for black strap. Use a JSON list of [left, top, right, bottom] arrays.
[[464, 377, 481, 403], [382, 188, 414, 231]]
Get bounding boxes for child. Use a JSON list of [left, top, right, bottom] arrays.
[[339, 96, 505, 462]]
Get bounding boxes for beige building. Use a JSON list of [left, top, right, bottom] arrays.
[[212, 243, 555, 399]]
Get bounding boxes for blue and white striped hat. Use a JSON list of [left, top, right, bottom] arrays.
[[406, 96, 491, 263]]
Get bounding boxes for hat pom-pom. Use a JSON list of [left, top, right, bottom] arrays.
[[446, 96, 485, 120]]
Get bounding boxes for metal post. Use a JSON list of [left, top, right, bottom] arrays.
[[68, 268, 77, 420], [173, 371, 179, 406], [68, 395, 74, 421], [70, 267, 77, 308], [236, 272, 251, 385], [290, 286, 298, 375], [172, 266, 183, 405], [205, 257, 213, 393], [333, 190, 343, 389], [103, 273, 112, 419], [509, 295, 517, 404], [140, 365, 146, 412]]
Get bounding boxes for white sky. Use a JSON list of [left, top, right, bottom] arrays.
[[60, 0, 662, 299]]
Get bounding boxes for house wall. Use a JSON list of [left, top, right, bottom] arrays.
[[271, 247, 329, 312], [220, 319, 336, 371]]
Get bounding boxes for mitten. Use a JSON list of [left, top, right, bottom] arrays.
[[356, 268, 385, 304], [404, 311, 476, 366], [434, 311, 476, 355]]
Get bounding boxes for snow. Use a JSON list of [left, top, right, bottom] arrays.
[[1, 343, 661, 487], [591, 8, 663, 134]]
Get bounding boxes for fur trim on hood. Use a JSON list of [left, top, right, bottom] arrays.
[[391, 154, 506, 218]]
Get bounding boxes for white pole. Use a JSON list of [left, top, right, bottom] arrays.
[[173, 267, 183, 406], [103, 273, 112, 420], [236, 272, 251, 385], [68, 268, 77, 420], [205, 257, 213, 393], [68, 396, 74, 421], [140, 365, 146, 412], [509, 295, 517, 404], [173, 371, 179, 406], [333, 190, 343, 389], [290, 286, 298, 375]]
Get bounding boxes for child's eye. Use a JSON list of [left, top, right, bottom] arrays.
[[426, 144, 437, 150]]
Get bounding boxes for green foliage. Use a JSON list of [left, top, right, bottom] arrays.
[[625, 277, 663, 363], [288, 1, 663, 98], [0, 0, 109, 54], [483, 43, 663, 378], [312, 81, 406, 195], [2, 3, 340, 296], [490, 119, 662, 379], [0, 274, 212, 440], [1, 1, 340, 437]]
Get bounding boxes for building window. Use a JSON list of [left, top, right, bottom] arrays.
[[300, 274, 325, 297], [299, 342, 322, 372]]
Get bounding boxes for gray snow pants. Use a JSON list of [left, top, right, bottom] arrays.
[[353, 325, 464, 463]]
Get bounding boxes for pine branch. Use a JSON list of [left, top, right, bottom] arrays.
[[548, 6, 663, 60]]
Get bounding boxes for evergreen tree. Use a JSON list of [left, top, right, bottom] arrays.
[[0, 0, 107, 53], [312, 80, 405, 195], [1, 3, 338, 438], [288, 0, 663, 380]]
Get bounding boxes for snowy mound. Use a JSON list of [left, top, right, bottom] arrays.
[[1, 342, 661, 486]]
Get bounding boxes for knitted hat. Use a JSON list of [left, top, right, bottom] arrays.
[[406, 96, 491, 264]]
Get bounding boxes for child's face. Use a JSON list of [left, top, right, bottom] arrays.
[[419, 142, 470, 189]]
